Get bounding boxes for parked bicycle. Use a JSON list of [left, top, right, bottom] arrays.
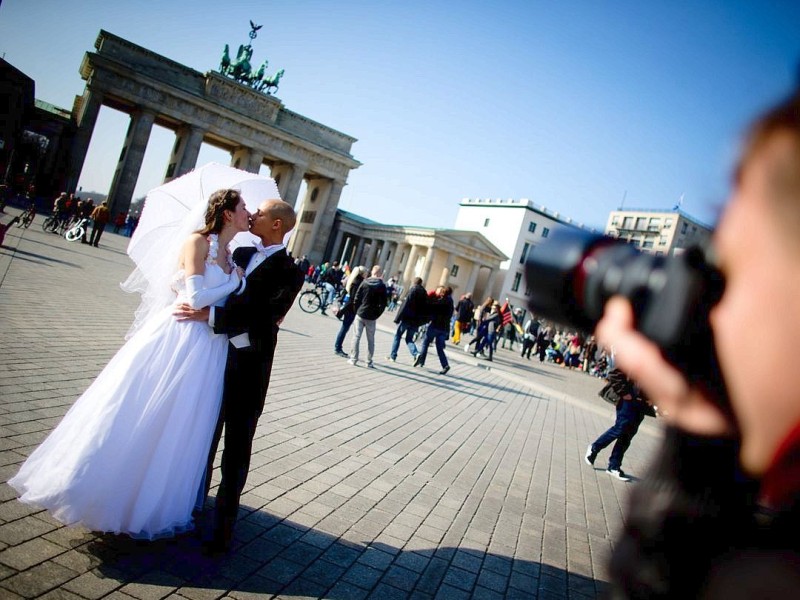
[[17, 205, 36, 229], [296, 283, 344, 314], [41, 213, 70, 234], [65, 217, 91, 242]]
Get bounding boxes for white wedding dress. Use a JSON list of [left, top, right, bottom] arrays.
[[9, 236, 241, 540]]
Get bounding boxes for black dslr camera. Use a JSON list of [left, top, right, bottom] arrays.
[[524, 227, 726, 390]]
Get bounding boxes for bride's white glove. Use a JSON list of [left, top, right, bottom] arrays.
[[184, 271, 242, 309]]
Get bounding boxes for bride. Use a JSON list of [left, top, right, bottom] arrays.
[[9, 188, 250, 539]]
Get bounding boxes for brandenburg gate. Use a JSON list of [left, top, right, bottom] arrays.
[[67, 29, 360, 263]]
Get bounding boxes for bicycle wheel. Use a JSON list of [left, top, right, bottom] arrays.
[[297, 291, 322, 313], [65, 226, 84, 242], [42, 216, 56, 232]]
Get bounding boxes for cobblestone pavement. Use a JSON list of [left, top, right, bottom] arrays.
[[0, 208, 662, 599]]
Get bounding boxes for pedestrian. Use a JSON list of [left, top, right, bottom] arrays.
[[520, 317, 539, 359], [465, 296, 494, 354], [319, 260, 343, 315], [536, 323, 552, 362], [584, 368, 651, 481], [452, 292, 474, 344], [471, 301, 502, 361], [333, 265, 366, 357], [113, 211, 126, 233], [387, 276, 427, 362], [89, 201, 111, 247], [414, 286, 455, 374], [78, 199, 94, 244], [348, 265, 388, 368], [175, 198, 304, 552]]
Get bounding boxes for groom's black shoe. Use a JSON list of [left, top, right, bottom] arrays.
[[203, 512, 234, 555]]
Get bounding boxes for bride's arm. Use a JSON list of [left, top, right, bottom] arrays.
[[180, 234, 241, 309]]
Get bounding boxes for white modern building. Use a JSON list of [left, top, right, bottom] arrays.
[[454, 198, 596, 309], [604, 208, 713, 255]]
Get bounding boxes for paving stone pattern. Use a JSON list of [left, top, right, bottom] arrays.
[[0, 208, 662, 599]]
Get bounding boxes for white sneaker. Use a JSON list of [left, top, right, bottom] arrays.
[[347, 358, 357, 366], [607, 468, 631, 482]]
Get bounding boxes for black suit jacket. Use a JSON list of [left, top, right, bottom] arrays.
[[212, 246, 304, 354]]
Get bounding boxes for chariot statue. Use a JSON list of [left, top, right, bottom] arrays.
[[217, 21, 285, 95]]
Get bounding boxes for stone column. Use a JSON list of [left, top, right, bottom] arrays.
[[309, 179, 345, 262], [106, 108, 155, 217], [354, 237, 366, 265], [365, 240, 379, 269], [164, 124, 204, 182], [281, 163, 307, 209], [419, 247, 437, 288], [384, 242, 400, 278], [330, 228, 345, 263], [66, 89, 103, 192], [402, 244, 420, 286], [378, 239, 392, 273], [465, 261, 480, 295], [339, 235, 353, 266], [231, 147, 251, 171], [438, 252, 452, 286], [304, 179, 332, 262], [246, 150, 264, 174]]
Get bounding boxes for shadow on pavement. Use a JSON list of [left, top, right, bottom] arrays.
[[81, 507, 605, 598]]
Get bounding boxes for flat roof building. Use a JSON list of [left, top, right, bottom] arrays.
[[454, 198, 595, 309], [605, 208, 713, 256]]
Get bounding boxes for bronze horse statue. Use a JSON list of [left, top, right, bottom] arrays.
[[258, 68, 284, 95]]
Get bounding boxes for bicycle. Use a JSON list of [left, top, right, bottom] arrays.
[[296, 283, 344, 314], [297, 283, 328, 314], [42, 213, 69, 234], [65, 217, 91, 242], [17, 206, 36, 228]]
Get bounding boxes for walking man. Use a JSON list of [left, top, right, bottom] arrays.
[[89, 201, 111, 247], [585, 368, 650, 481], [388, 277, 427, 362], [348, 265, 388, 367], [415, 286, 455, 375]]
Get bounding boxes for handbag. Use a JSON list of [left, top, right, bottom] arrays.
[[598, 382, 621, 406]]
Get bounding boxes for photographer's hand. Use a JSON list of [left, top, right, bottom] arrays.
[[597, 297, 734, 437]]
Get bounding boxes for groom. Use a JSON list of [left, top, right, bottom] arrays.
[[176, 198, 304, 552]]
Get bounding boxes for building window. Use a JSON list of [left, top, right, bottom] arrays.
[[681, 222, 688, 234], [524, 284, 532, 296], [648, 217, 661, 231], [512, 272, 522, 292], [664, 218, 673, 228], [611, 216, 619, 226], [635, 217, 647, 230], [542, 227, 550, 238], [450, 264, 459, 277], [659, 236, 668, 245], [528, 222, 537, 233], [519, 242, 530, 264], [484, 218, 490, 227], [310, 188, 319, 202], [642, 239, 654, 249]]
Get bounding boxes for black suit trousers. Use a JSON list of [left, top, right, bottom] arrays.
[[205, 342, 276, 524]]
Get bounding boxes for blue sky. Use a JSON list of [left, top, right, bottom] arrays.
[[1, 0, 799, 229]]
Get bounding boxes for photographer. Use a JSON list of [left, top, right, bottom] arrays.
[[596, 86, 800, 597]]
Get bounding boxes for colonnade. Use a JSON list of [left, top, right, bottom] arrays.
[[326, 226, 501, 301]]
